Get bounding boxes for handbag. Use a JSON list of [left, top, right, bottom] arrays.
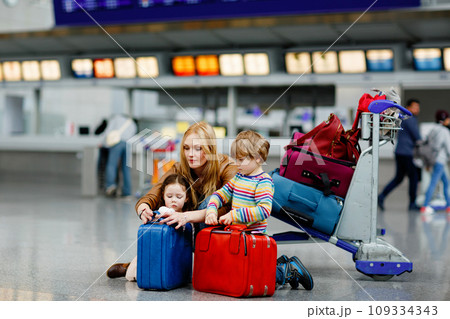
[[286, 113, 361, 163], [105, 118, 132, 147]]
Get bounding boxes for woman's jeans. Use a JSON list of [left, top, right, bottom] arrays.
[[105, 141, 131, 196], [423, 162, 450, 207]]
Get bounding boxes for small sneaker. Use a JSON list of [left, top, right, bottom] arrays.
[[276, 255, 291, 286], [420, 206, 435, 215], [288, 256, 314, 290], [105, 185, 117, 197], [409, 203, 421, 211]]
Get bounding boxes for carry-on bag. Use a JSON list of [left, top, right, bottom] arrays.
[[286, 114, 361, 163], [280, 142, 356, 198], [271, 170, 344, 235], [136, 216, 193, 290], [193, 225, 277, 298]]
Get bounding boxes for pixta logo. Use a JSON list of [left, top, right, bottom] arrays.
[[126, 129, 177, 176]]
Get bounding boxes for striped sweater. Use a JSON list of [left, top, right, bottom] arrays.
[[206, 172, 274, 233]]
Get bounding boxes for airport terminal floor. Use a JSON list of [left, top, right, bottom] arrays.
[[0, 161, 449, 302]]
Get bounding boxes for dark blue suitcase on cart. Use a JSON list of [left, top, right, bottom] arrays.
[[271, 170, 344, 235], [136, 217, 193, 290]]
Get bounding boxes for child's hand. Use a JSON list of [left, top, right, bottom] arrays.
[[205, 212, 218, 225], [219, 212, 233, 225]]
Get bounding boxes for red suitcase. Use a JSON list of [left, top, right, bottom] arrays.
[[193, 225, 277, 298]]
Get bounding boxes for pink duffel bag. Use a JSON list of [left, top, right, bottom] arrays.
[[280, 132, 356, 198]]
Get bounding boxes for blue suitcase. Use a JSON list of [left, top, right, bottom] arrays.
[[271, 170, 344, 235], [136, 217, 193, 290]]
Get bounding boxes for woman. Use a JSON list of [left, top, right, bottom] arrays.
[[107, 122, 237, 279], [107, 122, 313, 290]]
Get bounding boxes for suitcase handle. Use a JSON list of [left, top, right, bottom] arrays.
[[197, 226, 243, 255], [301, 170, 341, 196]]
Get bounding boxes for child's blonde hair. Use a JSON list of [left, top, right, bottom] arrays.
[[231, 130, 270, 162]]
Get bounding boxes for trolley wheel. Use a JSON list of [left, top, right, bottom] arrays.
[[368, 274, 394, 281]]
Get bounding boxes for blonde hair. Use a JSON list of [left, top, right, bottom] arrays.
[[179, 122, 220, 204], [231, 130, 270, 162]]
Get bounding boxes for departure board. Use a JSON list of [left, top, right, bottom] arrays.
[[54, 0, 421, 26]]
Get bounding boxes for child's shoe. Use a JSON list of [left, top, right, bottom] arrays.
[[276, 255, 291, 286], [288, 256, 314, 290], [420, 206, 435, 215]]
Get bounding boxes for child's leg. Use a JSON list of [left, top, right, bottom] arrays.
[[125, 255, 138, 282]]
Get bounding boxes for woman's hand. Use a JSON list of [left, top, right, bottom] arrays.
[[159, 209, 188, 229], [219, 212, 233, 225], [137, 203, 154, 224], [205, 212, 219, 225]]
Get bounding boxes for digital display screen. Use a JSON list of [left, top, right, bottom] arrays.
[[41, 60, 62, 80], [136, 57, 159, 78], [339, 50, 366, 73], [196, 55, 219, 76], [22, 61, 41, 81], [2, 61, 22, 81], [413, 48, 442, 71], [312, 51, 338, 74], [62, 0, 133, 13], [53, 0, 421, 26], [72, 59, 94, 78], [444, 48, 450, 72], [0, 63, 2, 81], [244, 53, 270, 75], [219, 54, 244, 76], [366, 49, 394, 71], [94, 58, 115, 78], [114, 57, 137, 78], [285, 52, 312, 74], [172, 56, 196, 76]]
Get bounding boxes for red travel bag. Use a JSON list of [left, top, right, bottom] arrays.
[[280, 143, 356, 198], [193, 225, 277, 298]]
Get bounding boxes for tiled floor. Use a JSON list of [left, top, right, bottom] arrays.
[[0, 161, 449, 302]]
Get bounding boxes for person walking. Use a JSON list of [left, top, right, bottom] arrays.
[[420, 110, 450, 215], [378, 99, 422, 211], [102, 113, 137, 198]]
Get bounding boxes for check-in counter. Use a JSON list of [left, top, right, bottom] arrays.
[[0, 136, 101, 197]]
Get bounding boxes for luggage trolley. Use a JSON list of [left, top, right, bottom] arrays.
[[273, 102, 413, 281]]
